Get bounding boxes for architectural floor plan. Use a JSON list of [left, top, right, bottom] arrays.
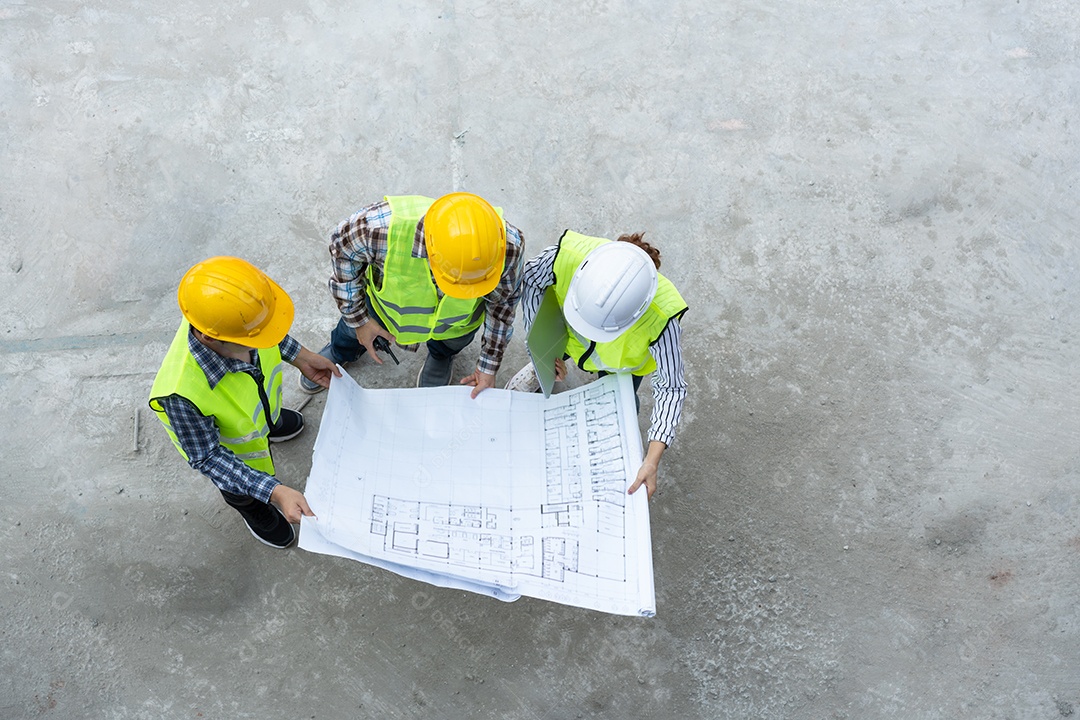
[[299, 372, 655, 617]]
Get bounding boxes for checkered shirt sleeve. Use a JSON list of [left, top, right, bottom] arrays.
[[328, 201, 393, 328], [157, 395, 280, 504], [278, 334, 301, 363], [476, 222, 524, 375]]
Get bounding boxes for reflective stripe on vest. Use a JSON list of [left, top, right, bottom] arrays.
[[220, 427, 268, 445], [148, 321, 283, 476], [552, 231, 688, 376], [233, 449, 272, 462], [366, 195, 501, 345]]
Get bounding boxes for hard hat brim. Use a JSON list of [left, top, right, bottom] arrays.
[[431, 266, 502, 300], [562, 298, 630, 343]]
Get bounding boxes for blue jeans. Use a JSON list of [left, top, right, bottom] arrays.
[[328, 299, 479, 364]]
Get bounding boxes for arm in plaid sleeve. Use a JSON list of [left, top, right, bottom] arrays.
[[329, 202, 392, 329], [277, 334, 301, 363], [157, 395, 280, 504], [476, 222, 526, 375]]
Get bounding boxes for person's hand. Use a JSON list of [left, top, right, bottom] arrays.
[[292, 346, 342, 390], [354, 322, 394, 364], [627, 459, 658, 498], [628, 440, 667, 498], [270, 484, 316, 523], [554, 357, 567, 382], [460, 369, 496, 399]]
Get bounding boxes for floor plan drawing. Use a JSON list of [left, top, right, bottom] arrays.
[[371, 496, 515, 571], [299, 371, 656, 617]]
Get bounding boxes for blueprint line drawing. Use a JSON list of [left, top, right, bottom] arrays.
[[299, 371, 655, 617]]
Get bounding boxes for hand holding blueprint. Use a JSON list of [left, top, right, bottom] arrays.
[[299, 371, 656, 617]]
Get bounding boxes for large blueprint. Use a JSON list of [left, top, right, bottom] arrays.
[[298, 371, 655, 617]]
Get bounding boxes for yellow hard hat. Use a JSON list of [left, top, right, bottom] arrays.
[[423, 192, 506, 299], [177, 256, 294, 349]]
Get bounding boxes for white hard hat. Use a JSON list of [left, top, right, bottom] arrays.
[[563, 242, 658, 342]]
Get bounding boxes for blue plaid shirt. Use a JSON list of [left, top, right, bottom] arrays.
[[157, 328, 301, 504]]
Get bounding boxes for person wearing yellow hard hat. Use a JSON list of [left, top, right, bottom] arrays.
[[149, 257, 341, 549], [506, 231, 689, 499], [299, 193, 524, 398]]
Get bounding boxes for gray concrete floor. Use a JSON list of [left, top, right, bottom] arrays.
[[2, 1, 1079, 718]]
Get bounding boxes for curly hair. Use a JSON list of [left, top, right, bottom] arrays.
[[616, 232, 661, 269]]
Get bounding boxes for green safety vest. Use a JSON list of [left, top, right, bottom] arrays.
[[553, 231, 688, 376], [367, 195, 503, 345], [148, 321, 284, 475]]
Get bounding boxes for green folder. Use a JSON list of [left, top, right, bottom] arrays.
[[526, 287, 570, 398]]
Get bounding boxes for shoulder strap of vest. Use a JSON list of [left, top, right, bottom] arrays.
[[552, 229, 573, 289], [644, 277, 688, 347], [576, 339, 597, 370], [650, 307, 688, 349], [384, 195, 434, 224]]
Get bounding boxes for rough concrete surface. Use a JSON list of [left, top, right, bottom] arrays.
[[2, 1, 1078, 718]]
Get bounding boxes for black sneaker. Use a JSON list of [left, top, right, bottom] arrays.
[[417, 354, 454, 387], [241, 502, 296, 549], [268, 409, 304, 443]]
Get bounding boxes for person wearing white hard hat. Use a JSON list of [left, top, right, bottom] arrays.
[[507, 231, 688, 498]]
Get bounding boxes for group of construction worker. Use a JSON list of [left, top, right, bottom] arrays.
[[149, 193, 688, 549]]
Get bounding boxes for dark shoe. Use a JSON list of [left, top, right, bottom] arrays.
[[241, 502, 296, 549], [417, 354, 454, 387], [268, 408, 304, 442], [299, 343, 340, 394]]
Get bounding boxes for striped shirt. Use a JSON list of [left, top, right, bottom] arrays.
[[328, 199, 525, 376], [156, 328, 300, 503], [521, 244, 687, 446]]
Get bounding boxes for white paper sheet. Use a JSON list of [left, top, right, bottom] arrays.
[[298, 371, 655, 617]]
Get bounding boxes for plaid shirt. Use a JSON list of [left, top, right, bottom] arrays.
[[328, 199, 524, 376], [157, 328, 300, 504]]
